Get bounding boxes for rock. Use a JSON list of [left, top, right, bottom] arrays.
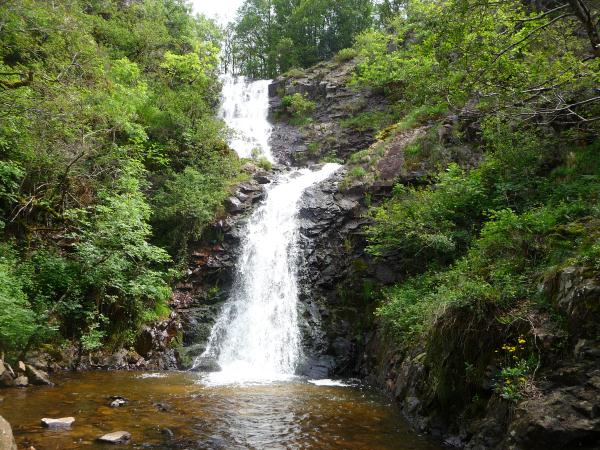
[[14, 376, 28, 387], [0, 416, 17, 450], [225, 196, 244, 213], [161, 428, 174, 439], [26, 365, 53, 386], [97, 431, 131, 445], [41, 417, 75, 429], [17, 361, 26, 373], [109, 396, 129, 408], [254, 174, 272, 184], [0, 364, 12, 388], [154, 402, 171, 412], [0, 371, 13, 388]]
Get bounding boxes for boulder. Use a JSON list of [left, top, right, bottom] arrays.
[[26, 365, 53, 386], [17, 361, 26, 373], [41, 417, 75, 429], [0, 364, 12, 388], [14, 376, 28, 387], [97, 431, 131, 444], [0, 416, 17, 450]]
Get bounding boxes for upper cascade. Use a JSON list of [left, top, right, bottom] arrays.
[[219, 74, 274, 162]]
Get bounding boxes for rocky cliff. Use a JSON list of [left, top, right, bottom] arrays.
[[269, 59, 388, 165]]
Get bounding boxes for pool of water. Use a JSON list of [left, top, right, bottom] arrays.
[[0, 371, 440, 449]]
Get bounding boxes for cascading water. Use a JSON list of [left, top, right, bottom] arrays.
[[195, 73, 340, 384], [197, 164, 340, 384], [219, 74, 274, 162]]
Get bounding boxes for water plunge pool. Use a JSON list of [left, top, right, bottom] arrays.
[[2, 371, 441, 449]]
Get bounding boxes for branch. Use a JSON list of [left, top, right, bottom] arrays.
[[492, 13, 573, 63], [516, 4, 569, 22], [0, 70, 33, 89]]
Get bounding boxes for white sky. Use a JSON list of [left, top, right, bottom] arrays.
[[189, 0, 244, 25]]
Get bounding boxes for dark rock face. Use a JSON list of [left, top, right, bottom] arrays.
[[269, 60, 388, 165], [295, 171, 406, 378]]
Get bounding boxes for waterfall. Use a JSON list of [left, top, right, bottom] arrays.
[[197, 164, 340, 384], [195, 72, 340, 384], [219, 74, 274, 162]]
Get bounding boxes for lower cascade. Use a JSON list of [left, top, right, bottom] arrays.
[[195, 164, 340, 384]]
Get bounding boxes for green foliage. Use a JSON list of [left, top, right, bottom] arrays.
[[373, 138, 600, 349], [281, 93, 316, 119], [367, 164, 485, 264], [341, 110, 398, 133], [0, 244, 37, 356], [225, 0, 373, 77], [153, 166, 232, 256], [353, 0, 600, 128], [256, 157, 273, 171], [334, 48, 358, 63], [0, 0, 240, 357]]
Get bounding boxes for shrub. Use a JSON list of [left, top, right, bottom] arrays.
[[335, 47, 358, 63], [0, 244, 37, 357], [281, 93, 316, 119], [256, 156, 273, 171]]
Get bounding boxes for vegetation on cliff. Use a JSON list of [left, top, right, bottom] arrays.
[[348, 0, 600, 413], [0, 0, 241, 359]]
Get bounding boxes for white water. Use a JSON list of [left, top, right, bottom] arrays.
[[219, 74, 274, 162], [197, 164, 340, 385]]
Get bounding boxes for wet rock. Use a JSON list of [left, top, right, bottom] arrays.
[[14, 375, 28, 387], [109, 396, 129, 407], [41, 417, 75, 429], [0, 415, 17, 450], [161, 427, 174, 439], [546, 266, 600, 339], [254, 174, 272, 184], [97, 431, 131, 444], [26, 365, 53, 386], [225, 196, 244, 213], [154, 402, 171, 412]]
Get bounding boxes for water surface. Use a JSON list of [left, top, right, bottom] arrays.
[[1, 371, 440, 449]]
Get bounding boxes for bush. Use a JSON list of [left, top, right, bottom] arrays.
[[281, 93, 316, 119], [335, 47, 358, 63], [367, 164, 485, 264], [256, 156, 273, 171], [0, 245, 37, 357]]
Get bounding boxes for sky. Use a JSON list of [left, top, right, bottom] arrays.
[[189, 0, 244, 25]]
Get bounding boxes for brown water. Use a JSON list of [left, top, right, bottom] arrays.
[[0, 371, 440, 449]]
